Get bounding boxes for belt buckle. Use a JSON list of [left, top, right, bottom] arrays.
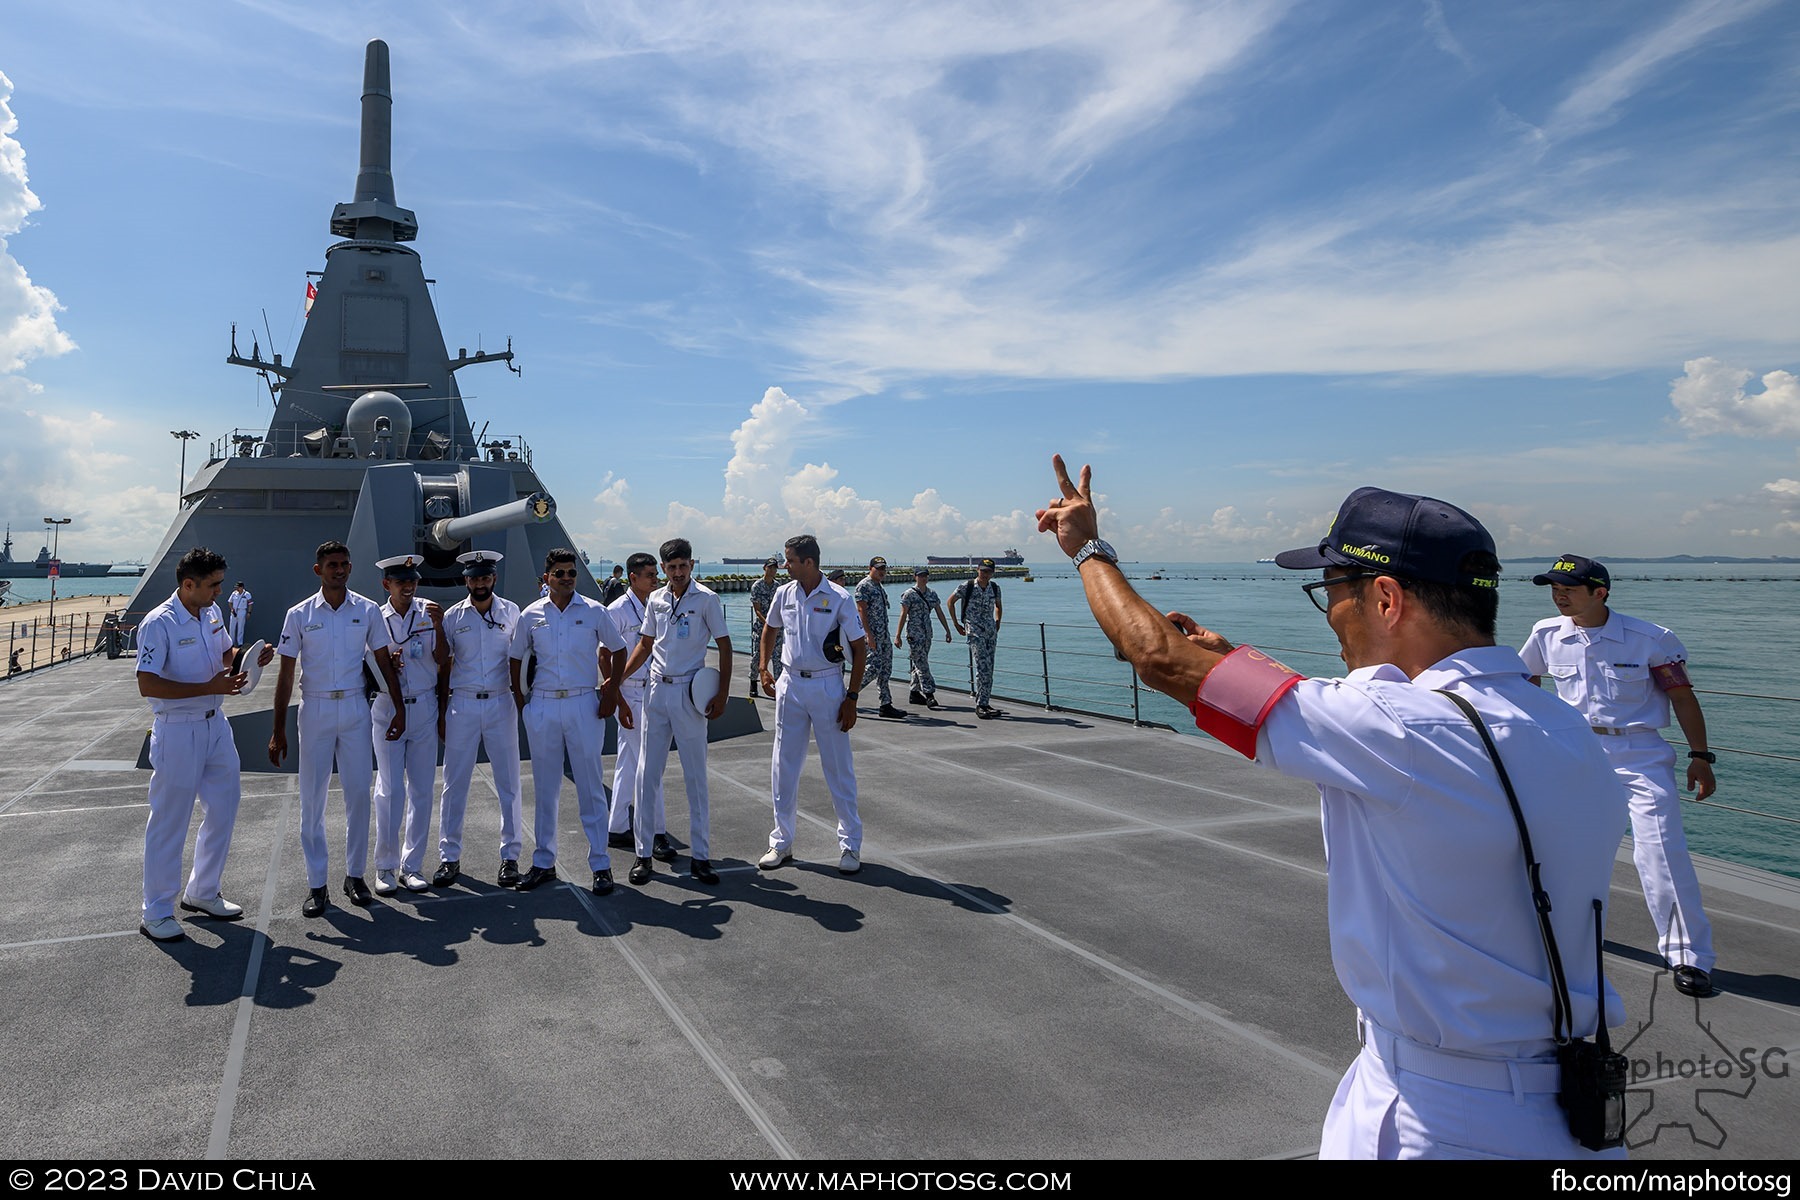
[[329, 689, 345, 700], [555, 688, 569, 699]]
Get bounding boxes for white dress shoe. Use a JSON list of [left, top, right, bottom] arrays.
[[757, 847, 792, 871], [399, 870, 430, 892], [179, 892, 245, 920], [374, 869, 399, 896], [140, 916, 185, 942], [837, 850, 862, 875]]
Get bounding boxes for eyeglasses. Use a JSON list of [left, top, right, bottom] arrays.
[[1301, 571, 1379, 613], [548, 569, 578, 580]]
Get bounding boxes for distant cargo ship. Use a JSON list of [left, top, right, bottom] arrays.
[[722, 556, 774, 565], [926, 548, 1024, 566], [0, 527, 113, 578]]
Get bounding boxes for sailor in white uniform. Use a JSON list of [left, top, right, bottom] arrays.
[[1520, 555, 1719, 997], [1038, 463, 1630, 1159], [508, 547, 627, 894], [603, 552, 668, 860], [135, 548, 274, 941], [268, 540, 404, 917], [435, 551, 525, 888], [616, 539, 731, 885], [758, 534, 867, 875], [369, 555, 447, 896], [226, 581, 253, 645]]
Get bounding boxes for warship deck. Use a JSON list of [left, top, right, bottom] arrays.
[[2, 654, 1797, 1163]]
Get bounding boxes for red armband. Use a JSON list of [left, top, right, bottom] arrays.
[[1189, 645, 1304, 759], [1650, 660, 1691, 692]]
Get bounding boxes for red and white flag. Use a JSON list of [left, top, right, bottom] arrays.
[[304, 280, 317, 316]]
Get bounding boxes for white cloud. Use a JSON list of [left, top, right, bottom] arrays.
[[0, 69, 75, 374], [1670, 357, 1800, 437]]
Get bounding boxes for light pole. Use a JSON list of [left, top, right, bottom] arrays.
[[171, 430, 200, 510], [44, 516, 70, 634]]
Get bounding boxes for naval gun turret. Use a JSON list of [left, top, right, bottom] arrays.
[[126, 39, 597, 640]]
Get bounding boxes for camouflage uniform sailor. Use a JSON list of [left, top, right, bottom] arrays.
[[853, 557, 904, 716], [748, 558, 783, 696], [898, 568, 950, 708], [950, 559, 1005, 717]]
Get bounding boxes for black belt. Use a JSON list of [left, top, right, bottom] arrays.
[[795, 668, 841, 678]]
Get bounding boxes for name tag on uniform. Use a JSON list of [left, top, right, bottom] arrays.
[[178, 636, 197, 646], [304, 623, 324, 632], [456, 624, 471, 634]]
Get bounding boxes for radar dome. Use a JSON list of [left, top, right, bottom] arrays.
[[345, 390, 413, 458]]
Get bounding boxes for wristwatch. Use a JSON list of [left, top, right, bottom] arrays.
[[847, 689, 861, 699], [1687, 749, 1717, 764], [1071, 538, 1118, 569]]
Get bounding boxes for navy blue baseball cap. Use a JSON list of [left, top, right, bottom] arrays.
[[1274, 487, 1500, 590], [1533, 554, 1609, 589]]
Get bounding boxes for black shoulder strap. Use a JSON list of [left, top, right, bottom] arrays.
[[1435, 688, 1577, 1044]]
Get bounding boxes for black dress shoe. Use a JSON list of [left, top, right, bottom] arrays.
[[909, 689, 926, 705], [652, 833, 678, 863], [498, 859, 522, 888], [343, 875, 372, 906], [515, 865, 557, 891], [606, 830, 634, 850], [628, 857, 653, 885], [432, 860, 461, 887], [924, 695, 941, 710], [878, 703, 908, 719], [690, 859, 719, 885], [1673, 965, 1713, 997], [592, 868, 615, 896], [977, 705, 1005, 720], [302, 887, 329, 918]]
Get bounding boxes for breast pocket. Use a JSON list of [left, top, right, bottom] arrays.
[[1599, 662, 1650, 705]]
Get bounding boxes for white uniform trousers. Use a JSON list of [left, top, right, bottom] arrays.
[[521, 692, 610, 872], [768, 670, 860, 855], [229, 612, 247, 645], [636, 678, 710, 860], [608, 680, 647, 836], [1319, 1018, 1624, 1160], [143, 710, 240, 921], [438, 691, 523, 863], [372, 692, 438, 876], [298, 694, 375, 888], [1606, 732, 1715, 971]]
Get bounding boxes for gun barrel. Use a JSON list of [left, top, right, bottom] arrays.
[[428, 492, 556, 550], [355, 40, 394, 205]]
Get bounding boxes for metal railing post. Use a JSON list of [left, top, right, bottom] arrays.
[[1040, 623, 1050, 710], [1131, 667, 1141, 726]]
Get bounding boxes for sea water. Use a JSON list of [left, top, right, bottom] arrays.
[[719, 560, 1800, 881]]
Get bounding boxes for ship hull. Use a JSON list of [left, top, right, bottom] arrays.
[[0, 563, 114, 578]]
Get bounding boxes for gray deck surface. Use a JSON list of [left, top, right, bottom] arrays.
[[2, 656, 1796, 1161]]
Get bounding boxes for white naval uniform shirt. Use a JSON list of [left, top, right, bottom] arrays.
[[376, 600, 442, 699], [1519, 612, 1687, 731], [606, 591, 652, 686], [136, 593, 233, 717], [766, 578, 865, 672], [1254, 646, 1628, 1058], [278, 590, 392, 693], [639, 582, 728, 678], [443, 595, 521, 693], [227, 589, 252, 621], [509, 593, 625, 691]]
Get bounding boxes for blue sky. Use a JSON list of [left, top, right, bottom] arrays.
[[2, 0, 1797, 564]]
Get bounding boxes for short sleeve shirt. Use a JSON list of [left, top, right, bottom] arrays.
[[1519, 612, 1687, 730], [749, 577, 779, 629], [639, 582, 729, 678], [606, 591, 652, 685], [443, 595, 521, 693], [136, 592, 233, 718], [510, 594, 625, 692], [853, 575, 891, 639], [1254, 646, 1628, 1058], [227, 590, 252, 619], [767, 579, 865, 672], [278, 590, 392, 694], [378, 599, 441, 699]]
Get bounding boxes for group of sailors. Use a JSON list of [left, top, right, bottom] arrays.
[[136, 534, 904, 939]]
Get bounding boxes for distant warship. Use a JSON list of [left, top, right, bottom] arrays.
[[124, 40, 586, 641], [0, 526, 113, 578]]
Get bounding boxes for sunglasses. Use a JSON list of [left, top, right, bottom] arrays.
[[548, 569, 578, 580]]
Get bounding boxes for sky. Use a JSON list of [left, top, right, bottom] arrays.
[[1, 0, 1798, 566]]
